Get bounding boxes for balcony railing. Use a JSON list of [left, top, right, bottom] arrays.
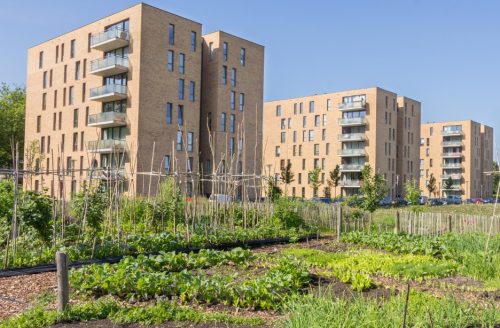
[[441, 152, 463, 158], [87, 139, 126, 153], [441, 162, 462, 169], [337, 149, 366, 156], [441, 140, 462, 147], [338, 133, 366, 142], [442, 185, 462, 191], [339, 164, 364, 172], [441, 173, 462, 180], [87, 112, 127, 128], [338, 101, 366, 111], [90, 55, 129, 76], [88, 167, 127, 181], [442, 130, 463, 137], [89, 84, 127, 102], [338, 117, 367, 126], [339, 180, 361, 187], [90, 28, 129, 52]]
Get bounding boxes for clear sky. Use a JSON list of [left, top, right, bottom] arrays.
[[0, 0, 498, 156]]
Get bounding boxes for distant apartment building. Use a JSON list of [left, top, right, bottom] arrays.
[[419, 121, 493, 199], [263, 87, 421, 199], [24, 3, 263, 198]]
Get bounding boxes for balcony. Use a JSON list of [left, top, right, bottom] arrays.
[[90, 55, 128, 76], [339, 164, 364, 172], [338, 133, 366, 142], [441, 162, 462, 169], [87, 112, 127, 128], [441, 140, 462, 147], [90, 29, 129, 52], [89, 84, 127, 102], [442, 185, 462, 191], [441, 173, 462, 180], [87, 139, 126, 153], [338, 117, 367, 126], [339, 180, 361, 188], [442, 130, 463, 137], [338, 149, 366, 157], [441, 152, 463, 158], [89, 168, 127, 181], [338, 101, 366, 111]]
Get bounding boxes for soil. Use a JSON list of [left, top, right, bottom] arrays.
[[51, 320, 266, 328]]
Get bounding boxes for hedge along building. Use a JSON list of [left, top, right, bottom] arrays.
[[24, 3, 264, 199], [263, 87, 421, 199]]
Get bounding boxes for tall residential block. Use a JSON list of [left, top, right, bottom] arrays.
[[263, 87, 421, 199], [200, 32, 264, 200], [24, 3, 263, 199], [419, 121, 493, 199]]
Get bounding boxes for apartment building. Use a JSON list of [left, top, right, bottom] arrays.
[[24, 3, 263, 198], [419, 120, 493, 199], [263, 87, 421, 199], [200, 32, 264, 200]]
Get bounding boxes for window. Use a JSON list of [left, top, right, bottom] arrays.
[[302, 130, 306, 142], [179, 53, 185, 74], [168, 24, 175, 45], [177, 105, 184, 126], [49, 70, 52, 87], [230, 114, 235, 133], [308, 130, 314, 141], [430, 127, 433, 136], [42, 93, 47, 110], [209, 42, 214, 60], [293, 145, 296, 156], [327, 99, 332, 111], [40, 137, 45, 154], [207, 112, 212, 130], [83, 59, 86, 78], [191, 31, 197, 52], [43, 71, 48, 88], [302, 116, 307, 127], [326, 143, 330, 155], [73, 108, 78, 128], [322, 114, 327, 126], [315, 115, 320, 127], [231, 68, 236, 87], [39, 51, 43, 69], [75, 61, 80, 80], [85, 107, 89, 127], [288, 118, 292, 128], [189, 81, 195, 101], [281, 119, 286, 130], [36, 116, 41, 133], [281, 132, 286, 143], [187, 132, 194, 152], [299, 145, 302, 156], [53, 113, 56, 130], [276, 105, 281, 116], [167, 50, 174, 71], [293, 131, 297, 142], [275, 146, 280, 156], [70, 39, 76, 58], [302, 159, 306, 170], [72, 132, 78, 151], [164, 155, 171, 173], [299, 102, 303, 114], [176, 131, 183, 150], [230, 91, 235, 110], [80, 132, 84, 151], [68, 86, 74, 105], [82, 83, 86, 102], [221, 113, 226, 132], [229, 137, 235, 155], [223, 42, 228, 61], [314, 144, 319, 156], [178, 79, 184, 100], [309, 101, 315, 113], [221, 66, 227, 84], [240, 48, 246, 66], [64, 65, 67, 83], [61, 43, 64, 61], [166, 103, 173, 124], [298, 173, 302, 184], [63, 88, 66, 106], [429, 159, 433, 167], [239, 93, 244, 111], [56, 45, 59, 63], [322, 129, 326, 141]]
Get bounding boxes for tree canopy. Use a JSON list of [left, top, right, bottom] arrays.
[[0, 83, 25, 168]]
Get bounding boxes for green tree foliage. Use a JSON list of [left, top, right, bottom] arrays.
[[280, 161, 294, 196], [153, 177, 184, 228], [0, 83, 25, 168], [266, 176, 282, 202], [427, 173, 437, 197], [308, 168, 321, 198], [493, 161, 499, 196], [71, 183, 109, 234], [18, 191, 53, 244], [405, 179, 422, 213], [359, 165, 388, 213], [327, 165, 341, 198], [444, 176, 454, 190]]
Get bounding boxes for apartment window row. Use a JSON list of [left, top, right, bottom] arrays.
[[177, 79, 196, 101], [221, 66, 237, 87], [167, 24, 197, 53]]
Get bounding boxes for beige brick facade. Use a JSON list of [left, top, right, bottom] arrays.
[[263, 87, 421, 199], [419, 120, 493, 199]]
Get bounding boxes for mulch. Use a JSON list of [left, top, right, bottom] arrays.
[[51, 320, 265, 328]]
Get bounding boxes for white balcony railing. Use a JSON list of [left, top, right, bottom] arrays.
[[339, 164, 364, 172], [441, 162, 462, 169], [337, 149, 366, 156], [90, 55, 128, 76], [87, 112, 127, 128], [441, 152, 463, 158], [442, 129, 463, 137], [338, 133, 366, 142], [339, 180, 361, 187], [87, 139, 126, 153], [441, 141, 462, 147], [338, 117, 367, 126], [441, 173, 462, 180], [338, 101, 366, 111], [90, 28, 129, 52], [89, 84, 127, 102]]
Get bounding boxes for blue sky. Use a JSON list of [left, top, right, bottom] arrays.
[[1, 0, 498, 156]]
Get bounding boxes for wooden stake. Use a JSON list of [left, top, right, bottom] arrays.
[[395, 211, 400, 234], [56, 251, 69, 312], [336, 206, 342, 241]]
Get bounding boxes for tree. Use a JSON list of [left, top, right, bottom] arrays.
[[266, 176, 282, 202], [359, 164, 388, 213], [0, 84, 25, 168], [427, 173, 437, 197], [280, 161, 294, 196], [323, 186, 331, 198], [444, 176, 454, 191], [493, 161, 499, 197], [18, 191, 53, 244], [327, 165, 341, 198], [309, 168, 321, 198], [405, 179, 422, 212]]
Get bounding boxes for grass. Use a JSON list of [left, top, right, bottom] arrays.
[[280, 290, 498, 328]]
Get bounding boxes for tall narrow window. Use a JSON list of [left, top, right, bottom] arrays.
[[72, 132, 78, 151], [276, 105, 281, 117], [61, 43, 64, 61], [190, 31, 196, 52], [167, 50, 174, 71], [221, 113, 226, 132], [187, 132, 193, 152], [207, 112, 212, 130], [168, 24, 175, 45], [39, 51, 44, 69], [42, 93, 47, 110], [83, 59, 87, 78], [189, 81, 195, 101], [82, 83, 86, 102], [179, 53, 185, 74], [49, 70, 53, 87], [239, 93, 244, 111], [229, 138, 235, 155], [64, 65, 67, 83], [240, 48, 246, 66], [54, 90, 57, 108], [43, 71, 48, 88], [70, 39, 76, 58], [230, 114, 235, 133], [164, 155, 171, 173], [55, 45, 59, 63], [223, 42, 228, 61], [36, 116, 41, 133], [75, 61, 80, 80], [178, 79, 184, 100], [166, 102, 173, 124], [73, 108, 79, 128], [80, 132, 84, 151], [176, 131, 183, 150], [221, 65, 227, 84], [231, 68, 236, 87], [209, 42, 213, 60], [177, 105, 184, 126], [230, 91, 235, 110], [68, 86, 74, 105], [58, 112, 62, 130], [309, 101, 315, 113]]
